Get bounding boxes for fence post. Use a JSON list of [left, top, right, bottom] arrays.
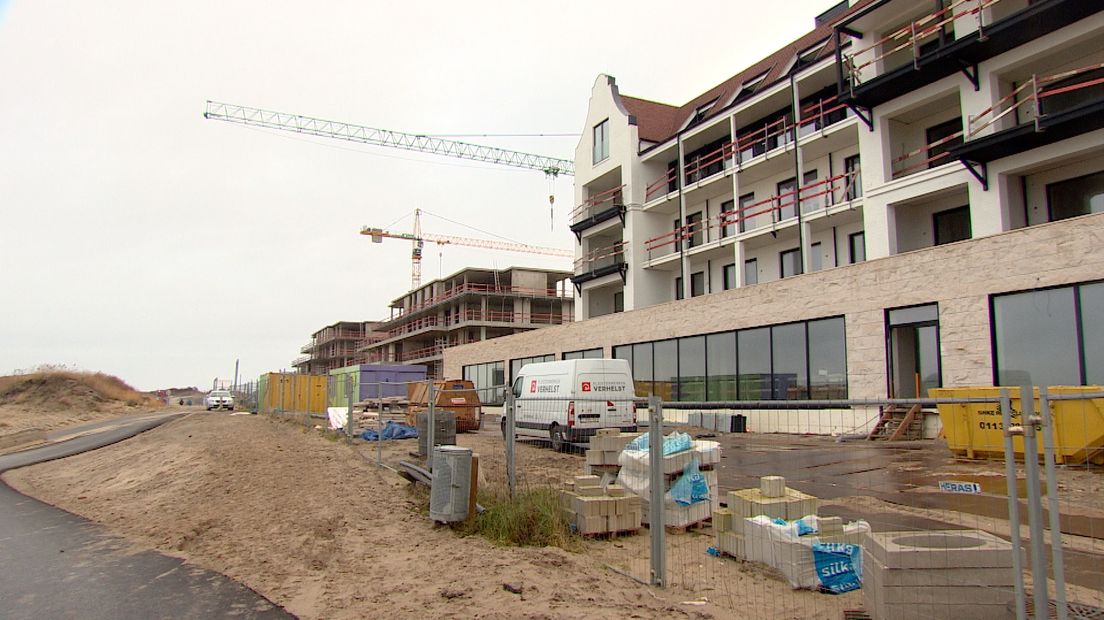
[[426, 381, 436, 471], [345, 376, 354, 443], [648, 395, 666, 588], [377, 389, 384, 467], [1001, 388, 1028, 620], [1019, 386, 1048, 620], [1038, 387, 1068, 620], [505, 391, 516, 499]]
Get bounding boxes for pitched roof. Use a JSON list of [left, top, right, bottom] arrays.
[[619, 0, 876, 150]]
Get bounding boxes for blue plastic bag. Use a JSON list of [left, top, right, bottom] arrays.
[[811, 542, 863, 594], [668, 458, 710, 506], [360, 421, 418, 441], [625, 431, 692, 455]]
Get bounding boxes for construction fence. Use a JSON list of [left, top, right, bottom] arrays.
[[241, 376, 1103, 619]]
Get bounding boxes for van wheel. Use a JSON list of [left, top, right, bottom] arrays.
[[549, 424, 565, 452]]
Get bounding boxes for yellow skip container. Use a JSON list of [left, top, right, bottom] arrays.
[[930, 386, 1104, 465]]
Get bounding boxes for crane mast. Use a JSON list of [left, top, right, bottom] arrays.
[[361, 209, 572, 289], [204, 101, 574, 177]]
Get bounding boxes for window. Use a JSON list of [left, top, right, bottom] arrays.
[[780, 248, 802, 278], [592, 119, 609, 164], [673, 218, 682, 252], [887, 304, 941, 398], [808, 317, 847, 399], [653, 339, 677, 401], [844, 155, 862, 200], [613, 344, 632, 367], [722, 263, 736, 290], [677, 336, 706, 401], [777, 177, 798, 220], [688, 99, 718, 128], [925, 118, 963, 169], [1047, 171, 1104, 222], [675, 277, 684, 301], [686, 212, 703, 248], [690, 271, 705, 297], [739, 192, 760, 232], [720, 199, 735, 237], [933, 206, 972, 245], [809, 242, 822, 272], [632, 342, 653, 397], [706, 332, 737, 400], [801, 170, 819, 213], [744, 258, 758, 285], [848, 232, 866, 264], [1040, 67, 1104, 117], [738, 328, 771, 400], [992, 283, 1104, 387], [463, 360, 505, 404], [563, 348, 603, 360], [509, 354, 554, 382], [771, 323, 807, 399], [613, 292, 624, 313]]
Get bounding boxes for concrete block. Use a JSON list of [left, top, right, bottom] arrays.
[[818, 516, 843, 536], [760, 476, 786, 498], [596, 427, 618, 437], [574, 475, 600, 488], [575, 514, 606, 535], [687, 411, 702, 428], [585, 449, 603, 465], [863, 530, 1015, 569], [577, 484, 603, 497], [606, 484, 626, 497], [714, 508, 733, 533], [716, 531, 746, 557], [701, 412, 717, 430]]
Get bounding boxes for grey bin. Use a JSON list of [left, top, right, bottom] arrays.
[[429, 445, 472, 523], [416, 411, 456, 457]]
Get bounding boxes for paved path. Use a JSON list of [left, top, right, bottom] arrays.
[[0, 412, 293, 619]]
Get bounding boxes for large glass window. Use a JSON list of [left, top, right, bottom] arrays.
[[677, 336, 706, 401], [612, 345, 632, 366], [738, 328, 772, 400], [933, 206, 971, 245], [1081, 283, 1104, 384], [592, 119, 609, 164], [808, 317, 847, 399], [653, 340, 677, 401], [632, 342, 653, 397], [993, 286, 1082, 387], [1047, 171, 1104, 222], [771, 323, 807, 399], [848, 232, 866, 264], [706, 332, 737, 400], [563, 348, 603, 360], [510, 354, 554, 382], [463, 360, 505, 405], [690, 271, 705, 297]]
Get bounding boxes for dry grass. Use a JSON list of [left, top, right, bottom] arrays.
[[0, 369, 159, 408]]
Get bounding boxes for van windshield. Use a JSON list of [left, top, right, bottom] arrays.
[[511, 377, 523, 398]]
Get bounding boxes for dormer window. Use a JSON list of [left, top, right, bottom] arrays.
[[688, 98, 719, 127], [732, 72, 768, 105]]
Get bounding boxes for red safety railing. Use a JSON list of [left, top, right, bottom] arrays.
[[400, 344, 447, 362], [733, 116, 794, 162], [386, 315, 440, 338], [570, 185, 625, 223], [574, 241, 628, 274], [683, 141, 735, 184], [969, 62, 1104, 137], [645, 168, 679, 201], [841, 0, 1006, 90], [395, 282, 571, 317], [891, 128, 964, 178], [799, 95, 849, 132]]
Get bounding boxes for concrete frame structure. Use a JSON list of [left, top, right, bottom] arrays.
[[359, 266, 574, 379], [293, 320, 379, 375], [444, 0, 1104, 430]]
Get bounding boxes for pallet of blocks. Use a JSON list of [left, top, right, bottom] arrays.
[[616, 435, 722, 529], [583, 428, 640, 477], [559, 475, 643, 536], [714, 475, 818, 558]]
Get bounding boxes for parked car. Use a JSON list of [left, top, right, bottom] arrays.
[[205, 390, 235, 411], [506, 358, 636, 451]]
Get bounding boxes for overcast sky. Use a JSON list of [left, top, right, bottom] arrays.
[[0, 0, 839, 391]]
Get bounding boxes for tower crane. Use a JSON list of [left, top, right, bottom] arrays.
[[361, 209, 572, 290], [204, 101, 573, 226]]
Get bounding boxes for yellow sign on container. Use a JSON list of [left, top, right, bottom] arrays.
[[930, 386, 1104, 465]]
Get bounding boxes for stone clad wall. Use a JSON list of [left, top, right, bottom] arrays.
[[444, 213, 1104, 401]]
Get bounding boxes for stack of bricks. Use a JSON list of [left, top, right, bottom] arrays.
[[584, 429, 639, 476], [713, 476, 820, 558], [560, 475, 643, 535], [638, 440, 721, 528]]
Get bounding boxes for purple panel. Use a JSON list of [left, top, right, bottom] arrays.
[[355, 364, 428, 400]]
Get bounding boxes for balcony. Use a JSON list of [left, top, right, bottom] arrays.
[[446, 309, 572, 326], [292, 355, 311, 367], [569, 185, 626, 237], [571, 242, 628, 288], [720, 170, 861, 236], [394, 282, 571, 319], [386, 315, 441, 339], [836, 0, 1103, 110], [300, 342, 314, 354], [949, 62, 1104, 177]]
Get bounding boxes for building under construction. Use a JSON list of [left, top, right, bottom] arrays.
[[358, 266, 573, 379], [292, 320, 383, 375]]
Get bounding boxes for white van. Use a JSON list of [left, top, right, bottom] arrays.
[[505, 358, 637, 451]]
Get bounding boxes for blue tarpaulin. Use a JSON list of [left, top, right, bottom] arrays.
[[360, 421, 418, 441]]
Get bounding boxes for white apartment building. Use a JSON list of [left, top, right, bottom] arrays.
[[445, 0, 1104, 430]]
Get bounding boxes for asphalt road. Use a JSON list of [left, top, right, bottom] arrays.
[[0, 411, 293, 620]]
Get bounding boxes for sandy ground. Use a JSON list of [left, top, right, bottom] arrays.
[[0, 403, 172, 453], [6, 413, 746, 619]]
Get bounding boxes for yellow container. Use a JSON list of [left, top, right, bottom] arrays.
[[259, 373, 327, 414], [930, 386, 1104, 465]]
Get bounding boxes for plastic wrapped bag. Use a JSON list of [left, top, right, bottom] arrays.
[[624, 430, 692, 455], [666, 459, 710, 506]]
